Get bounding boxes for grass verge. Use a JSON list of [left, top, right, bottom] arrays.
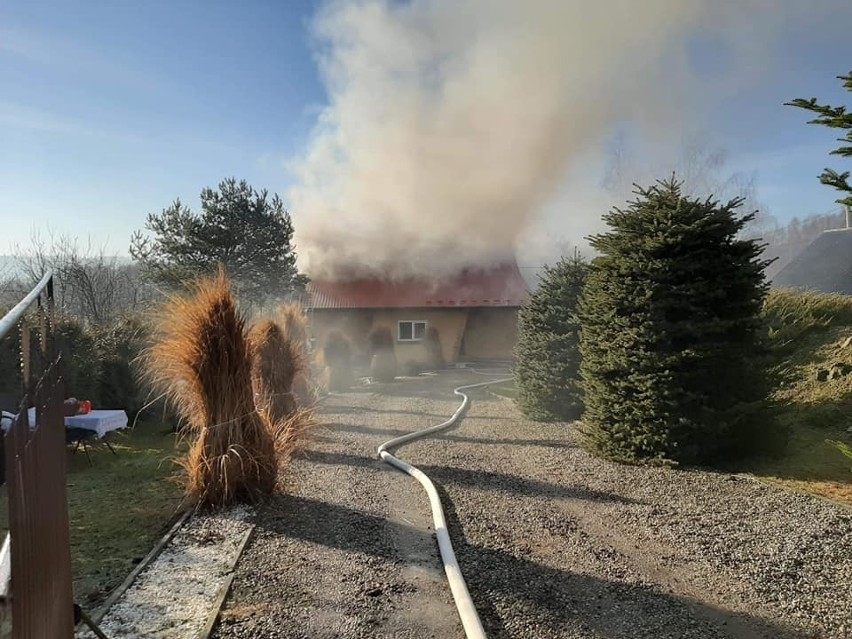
[[739, 289, 852, 505], [743, 419, 852, 505], [0, 421, 184, 609], [489, 382, 518, 400]]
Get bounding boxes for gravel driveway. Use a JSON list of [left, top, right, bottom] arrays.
[[214, 371, 852, 639]]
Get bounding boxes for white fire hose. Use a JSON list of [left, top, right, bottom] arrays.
[[377, 373, 513, 639]]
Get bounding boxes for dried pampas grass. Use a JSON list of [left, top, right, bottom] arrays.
[[269, 406, 318, 462], [278, 303, 309, 349], [247, 305, 318, 469], [144, 269, 276, 509], [248, 319, 302, 423], [276, 303, 314, 406]]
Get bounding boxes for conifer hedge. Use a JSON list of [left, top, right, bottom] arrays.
[[578, 179, 771, 465], [515, 252, 588, 421]]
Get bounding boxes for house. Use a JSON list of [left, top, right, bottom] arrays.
[[305, 261, 529, 367], [772, 227, 852, 295]]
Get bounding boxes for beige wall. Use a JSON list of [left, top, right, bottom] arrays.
[[460, 308, 518, 360], [309, 307, 517, 366], [309, 308, 467, 367], [385, 309, 468, 365]]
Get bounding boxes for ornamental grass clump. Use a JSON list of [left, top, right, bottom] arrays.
[[248, 310, 317, 462], [248, 319, 302, 424], [277, 303, 314, 406], [144, 270, 276, 508]]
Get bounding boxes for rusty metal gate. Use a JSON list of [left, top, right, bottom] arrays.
[[0, 271, 75, 638]]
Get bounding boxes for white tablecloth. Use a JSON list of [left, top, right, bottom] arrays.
[[1, 409, 128, 439], [64, 410, 128, 438]]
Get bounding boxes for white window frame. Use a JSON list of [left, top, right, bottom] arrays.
[[398, 320, 427, 342]]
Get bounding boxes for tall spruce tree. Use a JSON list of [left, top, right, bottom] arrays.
[[786, 72, 852, 207], [579, 178, 772, 465], [515, 251, 588, 421]]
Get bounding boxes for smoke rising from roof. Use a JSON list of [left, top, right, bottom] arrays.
[[289, 0, 800, 279]]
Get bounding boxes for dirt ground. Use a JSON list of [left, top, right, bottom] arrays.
[[214, 371, 852, 639]]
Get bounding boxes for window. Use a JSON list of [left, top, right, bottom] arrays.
[[398, 320, 427, 341]]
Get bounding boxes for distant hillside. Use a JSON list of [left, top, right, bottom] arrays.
[[756, 289, 852, 503], [0, 255, 133, 281], [757, 210, 847, 282], [772, 229, 852, 295]]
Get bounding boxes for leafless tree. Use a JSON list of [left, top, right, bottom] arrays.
[[9, 232, 155, 323], [601, 135, 777, 235]]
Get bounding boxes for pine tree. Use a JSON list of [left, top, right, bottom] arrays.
[[786, 72, 852, 207], [515, 251, 588, 421], [130, 178, 307, 306], [579, 178, 772, 465]]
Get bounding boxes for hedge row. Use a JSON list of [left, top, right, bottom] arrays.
[[0, 313, 148, 416], [516, 179, 773, 466]]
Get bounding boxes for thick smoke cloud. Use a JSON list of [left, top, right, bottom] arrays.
[[289, 0, 799, 279]]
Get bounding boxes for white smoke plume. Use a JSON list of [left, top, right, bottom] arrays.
[[288, 0, 803, 279]]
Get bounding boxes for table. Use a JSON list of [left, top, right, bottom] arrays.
[[64, 410, 128, 438], [2, 409, 128, 463], [2, 409, 128, 438], [64, 410, 128, 461]]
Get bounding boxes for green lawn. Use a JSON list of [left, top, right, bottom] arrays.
[[503, 304, 852, 506], [738, 309, 852, 506], [489, 382, 518, 400], [741, 421, 852, 505], [0, 421, 185, 610]]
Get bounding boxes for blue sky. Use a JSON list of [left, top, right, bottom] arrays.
[[1, 0, 851, 256], [1, 0, 325, 253]]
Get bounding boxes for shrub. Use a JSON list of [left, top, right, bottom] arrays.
[[144, 270, 277, 508], [58, 319, 102, 402], [0, 314, 100, 402], [579, 178, 772, 465], [515, 251, 588, 421], [323, 331, 351, 367], [0, 316, 30, 399], [368, 326, 397, 382], [278, 303, 310, 346], [370, 351, 397, 382], [0, 309, 148, 414], [310, 348, 331, 396], [249, 312, 316, 460], [323, 331, 353, 391], [92, 315, 148, 415], [368, 325, 394, 355]]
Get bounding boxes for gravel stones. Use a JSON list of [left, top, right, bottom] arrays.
[[213, 372, 851, 638], [87, 506, 253, 639]]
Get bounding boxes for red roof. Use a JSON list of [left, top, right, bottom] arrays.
[[306, 262, 529, 309]]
